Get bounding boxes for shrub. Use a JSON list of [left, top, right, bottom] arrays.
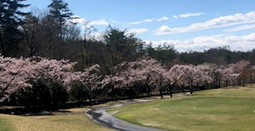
[[49, 81, 68, 110], [16, 78, 51, 112], [15, 78, 68, 112], [69, 81, 88, 103]]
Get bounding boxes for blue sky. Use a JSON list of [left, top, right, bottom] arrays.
[[24, 0, 255, 52]]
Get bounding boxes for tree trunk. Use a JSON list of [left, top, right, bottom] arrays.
[[127, 88, 133, 101], [147, 85, 151, 97], [111, 86, 115, 101], [168, 85, 173, 98], [0, 31, 7, 57], [89, 94, 92, 106], [190, 86, 193, 94], [159, 88, 163, 99]]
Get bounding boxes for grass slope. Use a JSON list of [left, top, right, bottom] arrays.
[[108, 86, 255, 131], [0, 108, 114, 131]]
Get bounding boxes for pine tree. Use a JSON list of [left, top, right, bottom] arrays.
[[0, 0, 30, 57], [48, 0, 73, 39]]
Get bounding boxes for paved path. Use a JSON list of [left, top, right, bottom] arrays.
[[86, 101, 166, 131], [86, 93, 189, 131]]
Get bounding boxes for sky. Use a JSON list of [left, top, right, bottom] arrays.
[[24, 0, 255, 52]]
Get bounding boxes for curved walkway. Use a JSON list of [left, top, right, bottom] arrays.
[[86, 100, 166, 131]]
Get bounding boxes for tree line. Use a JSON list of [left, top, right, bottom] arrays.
[[1, 0, 255, 73]]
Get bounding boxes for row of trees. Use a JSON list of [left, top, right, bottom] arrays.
[[1, 55, 254, 110], [102, 57, 254, 99], [0, 55, 100, 110]]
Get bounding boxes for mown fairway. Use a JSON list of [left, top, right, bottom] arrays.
[[0, 108, 114, 131], [108, 86, 255, 131]]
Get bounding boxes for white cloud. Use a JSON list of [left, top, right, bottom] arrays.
[[156, 11, 255, 35], [178, 12, 205, 18], [146, 33, 255, 52], [85, 32, 105, 41], [89, 19, 108, 26], [128, 16, 169, 25], [110, 19, 120, 24], [155, 25, 171, 34], [128, 18, 155, 25], [127, 28, 149, 34], [81, 19, 109, 29], [156, 17, 169, 21], [67, 15, 88, 25], [172, 15, 178, 19], [223, 24, 255, 32], [67, 15, 108, 29]]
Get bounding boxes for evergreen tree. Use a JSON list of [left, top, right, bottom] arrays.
[[103, 26, 144, 67], [48, 0, 73, 39], [0, 0, 30, 57]]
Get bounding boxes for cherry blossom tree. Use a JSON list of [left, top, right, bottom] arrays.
[[178, 65, 198, 94], [101, 57, 165, 99], [58, 63, 102, 103], [0, 55, 76, 104], [127, 57, 165, 97], [221, 66, 238, 87], [169, 64, 212, 94], [195, 64, 213, 88], [76, 64, 101, 103], [101, 62, 137, 100], [207, 64, 225, 88], [229, 60, 251, 86], [251, 65, 255, 84], [0, 56, 32, 103], [30, 57, 76, 81], [166, 65, 185, 97]]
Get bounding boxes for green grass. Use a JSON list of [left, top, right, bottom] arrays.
[[0, 116, 14, 131], [108, 86, 255, 131], [0, 108, 115, 131]]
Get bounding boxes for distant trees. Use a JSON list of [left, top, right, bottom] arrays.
[[177, 47, 255, 65], [1, 0, 255, 72], [147, 43, 177, 65], [0, 0, 255, 65], [103, 26, 145, 67], [22, 13, 46, 57], [16, 0, 80, 59]]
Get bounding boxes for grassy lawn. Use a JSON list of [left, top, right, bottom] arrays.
[[0, 108, 114, 131], [0, 116, 14, 131], [108, 86, 255, 131]]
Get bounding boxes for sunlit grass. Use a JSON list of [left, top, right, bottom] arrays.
[[0, 108, 114, 131], [108, 86, 255, 131]]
